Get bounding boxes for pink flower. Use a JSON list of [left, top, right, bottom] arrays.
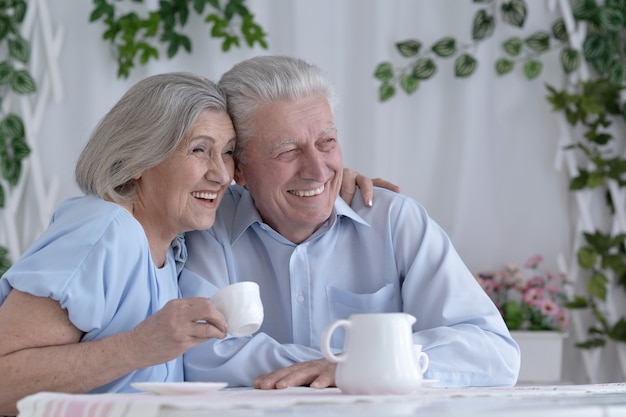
[[546, 284, 562, 295], [475, 255, 570, 331], [523, 287, 544, 305], [540, 298, 560, 316], [526, 276, 545, 288], [557, 310, 570, 328], [524, 255, 544, 269]]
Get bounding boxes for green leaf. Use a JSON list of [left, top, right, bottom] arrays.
[[570, 172, 588, 190], [599, 6, 624, 32], [602, 254, 626, 277], [241, 14, 267, 48], [576, 338, 606, 349], [455, 54, 477, 77], [472, 9, 495, 40], [608, 63, 624, 86], [431, 37, 456, 57], [0, 184, 4, 209], [8, 36, 29, 64], [0, 154, 21, 186], [583, 33, 607, 61], [573, 0, 600, 21], [587, 171, 605, 188], [0, 16, 9, 42], [0, 61, 12, 85], [495, 58, 514, 75], [1, 114, 25, 139], [609, 318, 626, 342], [552, 18, 568, 42], [13, 0, 27, 23], [501, 0, 527, 28], [10, 136, 30, 160], [578, 246, 598, 269], [10, 69, 36, 94], [561, 47, 580, 74], [412, 58, 436, 80], [400, 73, 419, 94], [373, 62, 394, 82], [584, 231, 616, 253], [395, 39, 421, 58], [0, 245, 10, 276], [379, 82, 395, 102], [587, 271, 608, 301], [502, 37, 522, 56], [523, 60, 542, 79], [525, 31, 550, 52], [503, 300, 523, 330], [565, 296, 589, 309]]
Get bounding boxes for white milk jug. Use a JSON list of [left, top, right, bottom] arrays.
[[320, 312, 429, 395]]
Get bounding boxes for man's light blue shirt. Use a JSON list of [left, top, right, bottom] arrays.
[[180, 185, 520, 387]]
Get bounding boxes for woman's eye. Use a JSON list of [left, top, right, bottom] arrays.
[[192, 146, 207, 154]]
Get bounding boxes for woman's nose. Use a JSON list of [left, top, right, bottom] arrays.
[[206, 155, 233, 185]]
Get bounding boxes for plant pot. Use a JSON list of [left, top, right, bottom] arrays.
[[510, 330, 568, 384]]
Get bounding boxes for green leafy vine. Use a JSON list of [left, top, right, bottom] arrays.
[[374, 0, 626, 348], [90, 0, 268, 78], [0, 0, 36, 277]]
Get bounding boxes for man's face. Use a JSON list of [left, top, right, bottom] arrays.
[[235, 94, 343, 243]]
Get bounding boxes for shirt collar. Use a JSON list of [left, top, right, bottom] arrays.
[[231, 189, 370, 245]]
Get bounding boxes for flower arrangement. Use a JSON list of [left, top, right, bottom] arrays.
[[475, 255, 571, 331]]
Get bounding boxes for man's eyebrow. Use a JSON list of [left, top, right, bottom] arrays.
[[318, 126, 337, 138], [269, 138, 299, 153]]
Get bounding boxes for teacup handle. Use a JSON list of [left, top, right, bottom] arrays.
[[415, 346, 430, 374], [320, 319, 351, 363]]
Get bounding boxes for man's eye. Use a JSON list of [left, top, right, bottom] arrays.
[[277, 149, 298, 160], [319, 138, 336, 150]]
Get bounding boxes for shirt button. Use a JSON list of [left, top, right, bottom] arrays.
[[296, 295, 304, 303]]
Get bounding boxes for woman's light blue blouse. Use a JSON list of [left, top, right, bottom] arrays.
[[0, 195, 183, 392]]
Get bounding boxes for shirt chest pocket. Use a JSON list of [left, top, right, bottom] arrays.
[[326, 283, 398, 320]]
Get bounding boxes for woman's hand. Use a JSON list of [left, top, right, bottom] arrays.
[[127, 297, 227, 367], [340, 168, 401, 206]]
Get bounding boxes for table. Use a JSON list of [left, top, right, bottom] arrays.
[[17, 383, 626, 417]]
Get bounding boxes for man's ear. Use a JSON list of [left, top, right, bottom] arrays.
[[234, 162, 247, 186]]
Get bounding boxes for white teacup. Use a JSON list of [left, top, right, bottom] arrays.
[[211, 281, 264, 337]]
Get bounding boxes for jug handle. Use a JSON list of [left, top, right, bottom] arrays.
[[320, 319, 350, 363]]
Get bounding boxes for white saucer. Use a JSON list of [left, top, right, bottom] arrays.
[[131, 382, 228, 395]]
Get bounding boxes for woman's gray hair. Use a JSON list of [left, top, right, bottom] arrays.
[[218, 55, 337, 162], [75, 72, 228, 203]]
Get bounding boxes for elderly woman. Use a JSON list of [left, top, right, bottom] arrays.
[[0, 72, 233, 415]]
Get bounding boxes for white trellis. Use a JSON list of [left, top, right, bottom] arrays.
[[552, 0, 626, 383], [0, 0, 64, 262]]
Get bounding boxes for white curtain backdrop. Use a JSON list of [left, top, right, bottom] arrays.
[[13, 0, 593, 381]]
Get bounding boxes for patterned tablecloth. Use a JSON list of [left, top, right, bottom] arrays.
[[16, 383, 626, 417]]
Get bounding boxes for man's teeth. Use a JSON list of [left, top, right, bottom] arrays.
[[192, 191, 218, 200], [291, 185, 324, 197]]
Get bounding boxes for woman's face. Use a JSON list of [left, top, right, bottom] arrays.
[[133, 110, 236, 242]]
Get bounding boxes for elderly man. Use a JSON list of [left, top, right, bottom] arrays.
[[180, 55, 520, 388]]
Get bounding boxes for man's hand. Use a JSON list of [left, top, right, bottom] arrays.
[[253, 359, 337, 390], [340, 168, 400, 207]]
